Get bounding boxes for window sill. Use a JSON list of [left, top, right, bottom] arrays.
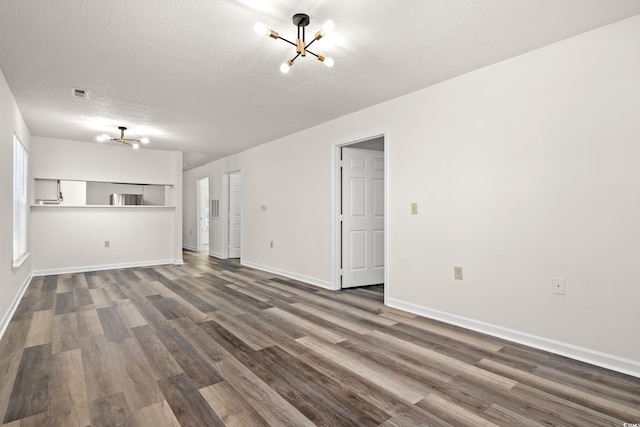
[[12, 252, 31, 270]]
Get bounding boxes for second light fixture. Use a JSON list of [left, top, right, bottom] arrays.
[[96, 126, 149, 149], [254, 13, 335, 74]]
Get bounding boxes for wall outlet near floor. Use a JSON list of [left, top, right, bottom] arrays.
[[454, 266, 463, 280], [552, 276, 566, 295], [270, 241, 274, 248], [104, 240, 110, 248]]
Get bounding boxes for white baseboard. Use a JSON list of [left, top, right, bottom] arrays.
[[241, 260, 333, 290], [0, 273, 33, 342], [182, 244, 197, 251], [32, 259, 178, 276], [387, 298, 640, 379], [210, 251, 223, 259]]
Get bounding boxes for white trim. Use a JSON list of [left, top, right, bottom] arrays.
[[241, 260, 333, 290], [183, 244, 197, 251], [32, 259, 179, 276], [387, 297, 640, 379], [12, 251, 31, 269], [0, 272, 32, 342], [210, 250, 223, 258]]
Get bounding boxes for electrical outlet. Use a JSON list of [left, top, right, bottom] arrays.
[[261, 205, 267, 212], [411, 202, 418, 215], [552, 277, 566, 295], [454, 266, 463, 280], [270, 241, 274, 248], [104, 240, 110, 248]]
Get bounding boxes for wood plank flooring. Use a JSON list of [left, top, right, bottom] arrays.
[[1, 251, 639, 426]]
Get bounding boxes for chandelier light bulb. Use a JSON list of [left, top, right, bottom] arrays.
[[140, 137, 150, 144], [280, 62, 291, 74], [96, 134, 109, 142], [132, 143, 140, 149], [253, 22, 268, 36], [322, 20, 335, 34], [323, 57, 335, 68]]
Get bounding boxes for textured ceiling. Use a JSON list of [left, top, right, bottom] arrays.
[[1, 0, 639, 170]]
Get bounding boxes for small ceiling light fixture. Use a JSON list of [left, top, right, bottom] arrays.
[[96, 126, 150, 149], [254, 13, 335, 73]]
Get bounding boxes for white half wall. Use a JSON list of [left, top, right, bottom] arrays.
[[31, 137, 183, 272], [31, 207, 177, 273], [0, 68, 32, 337], [183, 16, 640, 374]]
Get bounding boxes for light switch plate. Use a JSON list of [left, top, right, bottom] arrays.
[[411, 202, 418, 215]]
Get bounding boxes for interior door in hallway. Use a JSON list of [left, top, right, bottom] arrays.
[[198, 177, 209, 250], [341, 147, 384, 288], [228, 172, 242, 259]]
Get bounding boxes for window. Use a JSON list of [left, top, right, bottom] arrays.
[[13, 134, 28, 266]]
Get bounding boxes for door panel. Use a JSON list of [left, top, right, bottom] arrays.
[[341, 147, 384, 288], [350, 178, 366, 216], [228, 172, 241, 258], [349, 230, 367, 270], [373, 230, 385, 268], [198, 178, 209, 247], [373, 178, 384, 217]]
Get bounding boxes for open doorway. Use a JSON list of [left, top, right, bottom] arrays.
[[196, 177, 210, 252], [335, 136, 385, 289]]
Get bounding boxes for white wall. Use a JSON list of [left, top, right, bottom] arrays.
[[31, 137, 183, 273], [183, 16, 640, 374], [0, 69, 32, 333], [32, 138, 177, 184]]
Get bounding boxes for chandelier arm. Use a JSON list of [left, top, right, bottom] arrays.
[[278, 36, 297, 47], [305, 49, 320, 59], [306, 37, 318, 50]]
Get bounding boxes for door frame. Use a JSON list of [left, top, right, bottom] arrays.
[[196, 175, 210, 252], [331, 132, 389, 301]]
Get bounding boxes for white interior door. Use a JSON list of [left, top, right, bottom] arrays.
[[198, 177, 209, 248], [228, 172, 242, 258], [341, 147, 384, 288]]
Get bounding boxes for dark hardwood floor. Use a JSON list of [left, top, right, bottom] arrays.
[[0, 250, 639, 426]]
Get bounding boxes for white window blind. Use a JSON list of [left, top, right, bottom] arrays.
[[13, 134, 28, 265]]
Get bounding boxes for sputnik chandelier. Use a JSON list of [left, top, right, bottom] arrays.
[[96, 126, 149, 149], [254, 13, 335, 73]]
